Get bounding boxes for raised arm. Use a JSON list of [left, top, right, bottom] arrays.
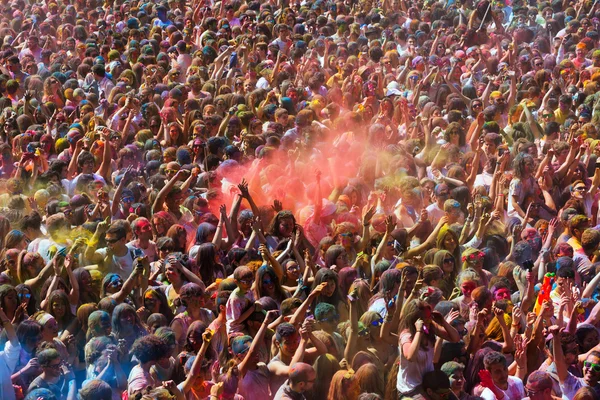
[[180, 329, 213, 393], [152, 170, 186, 215], [550, 325, 569, 384], [259, 244, 284, 281], [96, 128, 113, 183], [239, 310, 277, 377]]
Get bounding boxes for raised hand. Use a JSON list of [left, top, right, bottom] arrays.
[[271, 199, 283, 213], [445, 309, 460, 324], [385, 215, 395, 234], [238, 179, 250, 198], [363, 206, 376, 226]]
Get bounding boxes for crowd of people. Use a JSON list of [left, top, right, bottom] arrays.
[[2, 0, 600, 399]]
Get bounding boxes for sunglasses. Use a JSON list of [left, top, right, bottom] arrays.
[[166, 169, 179, 174], [358, 329, 370, 337], [542, 113, 553, 118], [472, 103, 482, 108], [371, 318, 384, 327], [121, 197, 134, 203], [340, 233, 353, 238], [584, 361, 600, 372], [574, 186, 587, 192], [262, 279, 273, 285], [443, 258, 454, 263], [105, 236, 123, 244], [239, 278, 254, 285]]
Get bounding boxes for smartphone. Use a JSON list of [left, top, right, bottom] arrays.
[[522, 259, 534, 271]]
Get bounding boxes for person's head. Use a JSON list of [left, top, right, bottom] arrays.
[[0, 284, 18, 313], [179, 283, 205, 310], [269, 210, 296, 238], [33, 312, 59, 342], [576, 324, 600, 354], [17, 319, 42, 352], [130, 335, 171, 365], [525, 370, 554, 400], [87, 310, 112, 340], [315, 302, 339, 331], [79, 380, 113, 400], [112, 303, 143, 338], [581, 229, 600, 256], [583, 351, 600, 386], [233, 265, 254, 292], [556, 266, 576, 293], [132, 217, 153, 241], [484, 351, 508, 387], [289, 362, 316, 393], [423, 370, 452, 400], [441, 361, 466, 394], [275, 322, 300, 357], [571, 181, 589, 200], [324, 244, 349, 271], [105, 223, 127, 252], [38, 348, 62, 379]]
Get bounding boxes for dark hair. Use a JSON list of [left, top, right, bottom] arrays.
[[423, 370, 450, 390], [483, 351, 507, 369], [276, 322, 297, 342], [16, 319, 42, 347], [311, 269, 345, 311], [112, 303, 146, 339], [130, 335, 171, 364], [15, 284, 36, 316], [37, 348, 60, 366], [255, 265, 288, 304], [267, 210, 296, 238], [196, 242, 225, 285], [79, 379, 113, 400], [557, 266, 575, 279]]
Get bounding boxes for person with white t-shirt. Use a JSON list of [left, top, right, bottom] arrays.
[[474, 351, 525, 400], [426, 183, 450, 226], [85, 221, 138, 277]]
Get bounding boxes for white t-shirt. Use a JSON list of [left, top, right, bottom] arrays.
[[96, 247, 137, 277], [68, 173, 106, 196], [396, 330, 434, 394], [476, 376, 525, 400], [425, 202, 445, 226]]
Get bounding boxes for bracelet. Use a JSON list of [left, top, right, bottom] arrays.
[[1, 319, 9, 325]]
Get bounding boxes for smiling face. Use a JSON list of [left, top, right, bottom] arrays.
[[448, 370, 465, 394], [583, 355, 600, 386], [285, 262, 300, 281], [42, 317, 59, 341], [51, 299, 66, 319]]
